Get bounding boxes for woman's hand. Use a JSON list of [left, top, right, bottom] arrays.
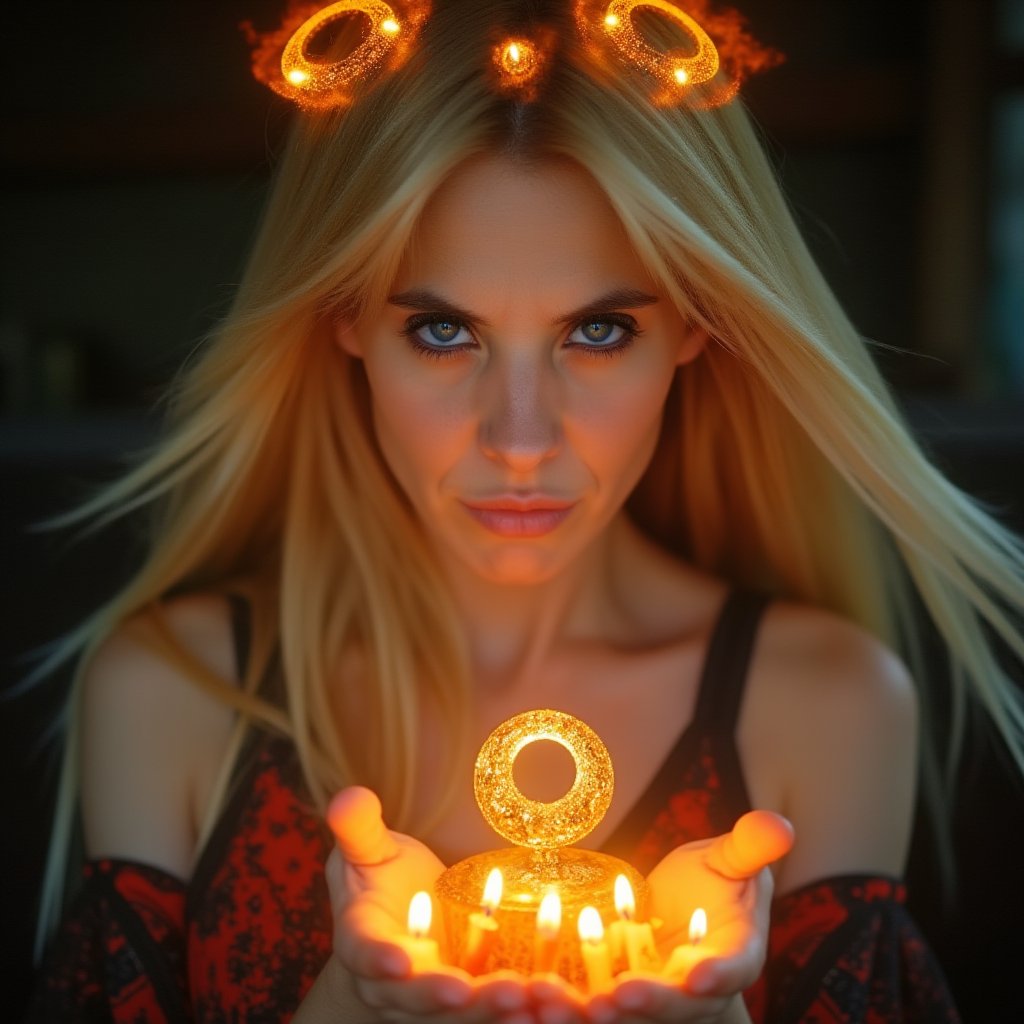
[[580, 811, 794, 1024], [326, 786, 533, 1022]]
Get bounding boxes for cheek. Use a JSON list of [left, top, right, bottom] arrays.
[[363, 360, 473, 493], [568, 357, 677, 461]]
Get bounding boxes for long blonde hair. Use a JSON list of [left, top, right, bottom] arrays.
[[36, 0, 1024, 956]]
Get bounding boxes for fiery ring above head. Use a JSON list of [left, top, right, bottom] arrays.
[[602, 0, 720, 89], [473, 709, 614, 849], [245, 0, 413, 110]]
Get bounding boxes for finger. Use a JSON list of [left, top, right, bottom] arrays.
[[473, 972, 530, 1015], [354, 970, 473, 1018], [613, 977, 728, 1021], [705, 810, 794, 879], [328, 786, 400, 866]]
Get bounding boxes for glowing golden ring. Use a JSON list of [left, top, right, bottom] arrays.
[[603, 0, 720, 88], [473, 709, 614, 849], [280, 1, 402, 104]]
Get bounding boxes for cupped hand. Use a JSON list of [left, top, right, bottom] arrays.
[[584, 811, 794, 1024], [326, 786, 533, 1022]]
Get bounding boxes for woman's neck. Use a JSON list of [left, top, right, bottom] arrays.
[[441, 514, 650, 690]]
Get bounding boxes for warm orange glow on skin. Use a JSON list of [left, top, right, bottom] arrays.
[[708, 809, 795, 879]]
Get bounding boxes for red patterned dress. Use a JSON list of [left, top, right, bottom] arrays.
[[28, 593, 961, 1022]]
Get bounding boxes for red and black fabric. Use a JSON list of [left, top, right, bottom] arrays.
[[26, 859, 190, 1023], [28, 592, 962, 1022]]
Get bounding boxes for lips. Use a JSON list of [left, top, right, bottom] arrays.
[[460, 496, 577, 538]]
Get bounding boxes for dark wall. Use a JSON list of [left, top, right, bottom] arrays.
[[2, 0, 1023, 1020]]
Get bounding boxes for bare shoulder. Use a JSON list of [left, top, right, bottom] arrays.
[[80, 593, 238, 880], [742, 601, 918, 894]]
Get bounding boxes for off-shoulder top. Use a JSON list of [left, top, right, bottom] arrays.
[[28, 592, 961, 1022]]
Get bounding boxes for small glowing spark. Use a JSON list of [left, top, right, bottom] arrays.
[[380, 18, 400, 34]]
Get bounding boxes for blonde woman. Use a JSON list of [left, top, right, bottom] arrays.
[[27, 1, 1022, 1021]]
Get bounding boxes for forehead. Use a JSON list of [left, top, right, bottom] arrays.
[[397, 155, 653, 298]]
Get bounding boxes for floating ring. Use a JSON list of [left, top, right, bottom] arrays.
[[280, 1, 403, 107], [602, 0, 720, 89], [473, 709, 614, 849]]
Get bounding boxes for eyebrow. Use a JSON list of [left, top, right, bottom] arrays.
[[387, 287, 660, 328]]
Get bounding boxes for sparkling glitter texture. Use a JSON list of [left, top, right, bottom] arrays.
[[473, 709, 614, 849], [245, 1, 429, 111], [436, 847, 648, 984], [437, 709, 646, 981], [603, 0, 720, 92]]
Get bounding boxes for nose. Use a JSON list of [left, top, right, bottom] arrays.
[[478, 351, 562, 473]]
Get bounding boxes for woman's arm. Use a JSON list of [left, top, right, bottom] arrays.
[[80, 594, 237, 877], [759, 608, 918, 894]]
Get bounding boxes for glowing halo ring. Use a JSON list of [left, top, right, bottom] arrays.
[[602, 0, 720, 90], [473, 709, 614, 849], [280, 0, 403, 106]]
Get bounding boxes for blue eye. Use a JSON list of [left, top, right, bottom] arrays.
[[423, 320, 464, 345], [568, 316, 638, 355], [577, 321, 621, 345], [401, 315, 473, 358]]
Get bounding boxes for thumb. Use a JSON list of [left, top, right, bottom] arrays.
[[706, 810, 794, 879], [327, 786, 400, 866]]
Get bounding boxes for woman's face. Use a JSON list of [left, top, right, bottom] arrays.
[[339, 155, 705, 585]]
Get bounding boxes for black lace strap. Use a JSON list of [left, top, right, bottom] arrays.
[[226, 593, 251, 683], [690, 590, 771, 736]]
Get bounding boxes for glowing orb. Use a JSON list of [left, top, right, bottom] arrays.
[[493, 35, 544, 93], [473, 709, 614, 849], [602, 0, 720, 90]]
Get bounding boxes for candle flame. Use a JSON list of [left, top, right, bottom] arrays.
[[614, 873, 636, 920], [537, 889, 562, 937], [408, 890, 432, 939], [689, 907, 707, 944], [483, 868, 503, 912], [577, 905, 604, 944]]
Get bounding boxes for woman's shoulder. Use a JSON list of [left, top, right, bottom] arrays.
[[743, 600, 918, 893], [79, 593, 239, 881]]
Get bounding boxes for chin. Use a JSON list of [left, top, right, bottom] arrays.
[[468, 547, 568, 587]]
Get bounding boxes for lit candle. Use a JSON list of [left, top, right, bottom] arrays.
[[534, 889, 562, 974], [400, 890, 442, 973], [577, 906, 613, 994], [663, 908, 708, 985], [462, 867, 502, 974], [608, 874, 660, 972]]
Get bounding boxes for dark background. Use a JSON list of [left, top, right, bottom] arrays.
[[2, 1, 1023, 1019]]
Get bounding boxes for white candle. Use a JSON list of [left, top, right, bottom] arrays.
[[663, 908, 708, 986], [577, 906, 613, 994], [533, 889, 562, 974], [608, 874, 660, 972], [400, 890, 442, 972], [462, 868, 502, 974]]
